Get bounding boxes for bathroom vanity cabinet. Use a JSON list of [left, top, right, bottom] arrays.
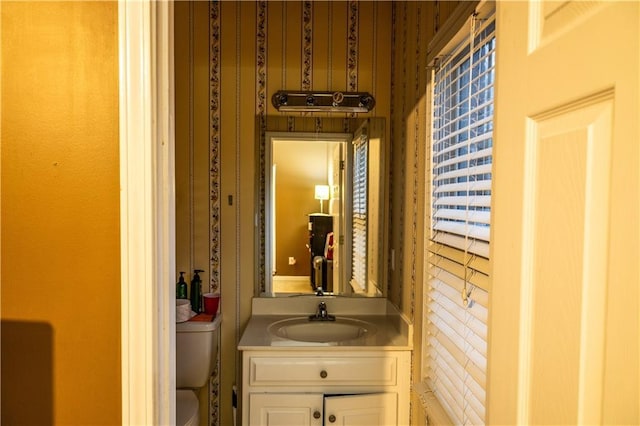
[[241, 350, 411, 426], [238, 298, 413, 425]]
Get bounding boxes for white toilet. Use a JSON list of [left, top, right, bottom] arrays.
[[176, 315, 221, 426]]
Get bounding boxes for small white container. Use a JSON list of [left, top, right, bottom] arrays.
[[176, 299, 192, 323]]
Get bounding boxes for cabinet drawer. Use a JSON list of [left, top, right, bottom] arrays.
[[249, 356, 397, 386]]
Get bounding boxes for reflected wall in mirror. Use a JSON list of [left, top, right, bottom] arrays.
[[259, 118, 387, 298]]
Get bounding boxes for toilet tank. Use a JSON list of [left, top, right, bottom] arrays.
[[176, 315, 221, 389]]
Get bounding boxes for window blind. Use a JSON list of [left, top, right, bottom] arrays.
[[425, 9, 495, 426], [351, 135, 368, 291]]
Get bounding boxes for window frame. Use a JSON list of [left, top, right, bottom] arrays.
[[351, 132, 368, 292], [419, 2, 496, 425]]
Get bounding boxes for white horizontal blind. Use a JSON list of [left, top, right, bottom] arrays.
[[425, 8, 495, 426], [351, 134, 367, 290], [431, 13, 495, 261]]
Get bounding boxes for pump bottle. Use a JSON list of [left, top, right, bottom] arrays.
[[176, 272, 187, 299], [190, 269, 204, 313]]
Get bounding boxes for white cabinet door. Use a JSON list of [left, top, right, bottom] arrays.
[[249, 393, 323, 426], [324, 393, 396, 426], [489, 1, 639, 425]]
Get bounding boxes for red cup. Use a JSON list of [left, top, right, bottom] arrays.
[[203, 293, 220, 315]]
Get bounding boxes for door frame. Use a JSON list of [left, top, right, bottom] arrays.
[[119, 1, 175, 424]]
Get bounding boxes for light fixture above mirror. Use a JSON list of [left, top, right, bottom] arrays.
[[271, 90, 375, 113]]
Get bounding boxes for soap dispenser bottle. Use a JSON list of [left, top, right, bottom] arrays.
[[190, 269, 204, 313], [176, 272, 187, 299]]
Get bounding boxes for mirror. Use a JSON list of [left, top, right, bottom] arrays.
[[260, 118, 387, 297]]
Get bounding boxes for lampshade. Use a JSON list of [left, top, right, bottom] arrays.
[[314, 185, 330, 200]]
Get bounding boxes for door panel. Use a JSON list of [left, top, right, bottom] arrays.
[[324, 393, 396, 426], [527, 96, 613, 425], [249, 393, 322, 426], [489, 1, 638, 425]]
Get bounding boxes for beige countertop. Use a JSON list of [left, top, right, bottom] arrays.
[[238, 297, 413, 351]]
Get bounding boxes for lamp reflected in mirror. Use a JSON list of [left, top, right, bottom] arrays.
[[314, 184, 330, 213]]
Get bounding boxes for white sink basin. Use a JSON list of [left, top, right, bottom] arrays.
[[268, 317, 376, 343]]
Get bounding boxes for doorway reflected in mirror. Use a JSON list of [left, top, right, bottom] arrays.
[[268, 135, 346, 295]]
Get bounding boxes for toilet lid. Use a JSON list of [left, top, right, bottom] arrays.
[[176, 390, 199, 426]]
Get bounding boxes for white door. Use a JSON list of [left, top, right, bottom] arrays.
[[489, 2, 639, 425], [324, 393, 396, 426], [331, 143, 344, 292], [249, 393, 323, 426]]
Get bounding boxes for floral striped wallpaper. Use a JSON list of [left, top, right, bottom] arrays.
[[175, 1, 460, 424]]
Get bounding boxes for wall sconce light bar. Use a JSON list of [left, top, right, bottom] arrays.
[[272, 90, 375, 113]]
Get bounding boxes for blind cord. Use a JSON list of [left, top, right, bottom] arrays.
[[461, 13, 480, 425], [461, 13, 478, 310]]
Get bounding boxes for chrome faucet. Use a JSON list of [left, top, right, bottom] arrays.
[[318, 301, 328, 319], [309, 301, 335, 321]]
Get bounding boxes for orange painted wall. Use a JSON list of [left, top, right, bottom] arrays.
[[1, 2, 121, 424]]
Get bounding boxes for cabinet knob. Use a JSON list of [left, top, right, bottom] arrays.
[[320, 370, 328, 378], [313, 411, 321, 419], [328, 414, 336, 423]]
